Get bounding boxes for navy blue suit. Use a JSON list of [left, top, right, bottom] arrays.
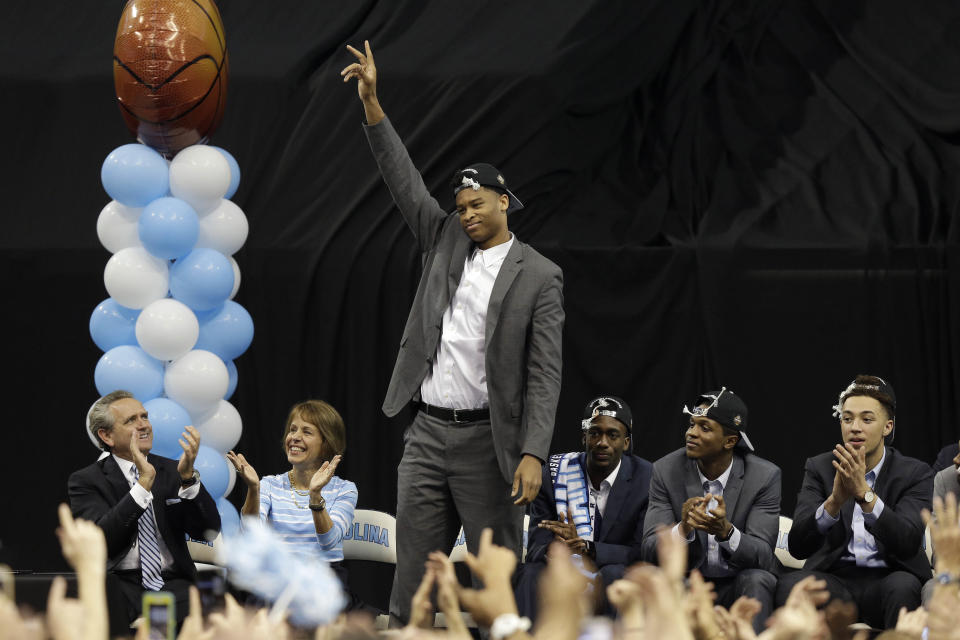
[[69, 454, 220, 635], [515, 453, 653, 620]]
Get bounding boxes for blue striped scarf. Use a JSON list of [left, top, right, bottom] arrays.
[[549, 452, 593, 539]]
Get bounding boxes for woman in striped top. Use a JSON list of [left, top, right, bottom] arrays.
[[227, 400, 358, 575]]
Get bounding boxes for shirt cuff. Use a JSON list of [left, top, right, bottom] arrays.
[[719, 526, 741, 553], [130, 482, 153, 509], [815, 501, 839, 534], [862, 496, 884, 524], [179, 482, 201, 500], [672, 522, 695, 543]]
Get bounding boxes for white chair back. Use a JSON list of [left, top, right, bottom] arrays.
[[342, 509, 398, 564], [775, 515, 805, 569]]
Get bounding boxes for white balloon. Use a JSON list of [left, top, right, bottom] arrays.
[[197, 199, 249, 255], [195, 399, 242, 453], [229, 257, 241, 300], [169, 146, 231, 214], [164, 349, 229, 416], [104, 247, 170, 309], [135, 298, 199, 361], [97, 200, 142, 253]]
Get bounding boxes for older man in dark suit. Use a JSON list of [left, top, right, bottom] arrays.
[[779, 375, 933, 630], [342, 41, 564, 626], [515, 396, 653, 622], [69, 390, 220, 636], [642, 387, 781, 634]]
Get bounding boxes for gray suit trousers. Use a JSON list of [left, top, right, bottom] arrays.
[[389, 410, 524, 625]]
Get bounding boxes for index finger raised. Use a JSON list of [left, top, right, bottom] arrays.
[[364, 39, 374, 63], [345, 44, 365, 63]]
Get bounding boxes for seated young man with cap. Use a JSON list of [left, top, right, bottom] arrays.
[[514, 396, 653, 622], [641, 388, 781, 634], [342, 42, 564, 626], [778, 375, 933, 629]]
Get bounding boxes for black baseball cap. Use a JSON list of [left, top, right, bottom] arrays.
[[451, 163, 524, 213], [581, 396, 632, 435], [682, 387, 754, 451]]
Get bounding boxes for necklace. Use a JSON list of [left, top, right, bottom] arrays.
[[288, 470, 311, 509]]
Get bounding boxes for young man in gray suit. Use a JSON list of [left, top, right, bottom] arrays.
[[342, 42, 565, 626], [641, 388, 781, 633]]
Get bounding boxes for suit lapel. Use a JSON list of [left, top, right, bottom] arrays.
[[446, 235, 472, 294], [684, 459, 708, 548], [600, 457, 632, 541], [723, 456, 745, 521], [485, 241, 523, 348], [101, 455, 133, 503]]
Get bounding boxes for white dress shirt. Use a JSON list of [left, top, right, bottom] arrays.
[[586, 459, 621, 542], [420, 234, 515, 409], [112, 454, 199, 571]]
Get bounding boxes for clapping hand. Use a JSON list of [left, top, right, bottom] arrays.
[[309, 454, 342, 496], [177, 425, 201, 483], [129, 430, 156, 491], [227, 451, 260, 489]]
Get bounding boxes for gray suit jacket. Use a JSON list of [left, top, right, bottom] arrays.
[[934, 465, 960, 503], [365, 118, 564, 482], [641, 449, 781, 573]]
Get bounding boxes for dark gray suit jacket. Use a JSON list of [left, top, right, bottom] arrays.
[[365, 118, 564, 482], [641, 449, 781, 573]]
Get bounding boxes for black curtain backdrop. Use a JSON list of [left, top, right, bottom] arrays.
[[4, 0, 960, 572]]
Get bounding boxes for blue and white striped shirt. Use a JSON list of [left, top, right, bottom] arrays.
[[259, 473, 358, 562]]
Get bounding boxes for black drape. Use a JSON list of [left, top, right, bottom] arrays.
[[3, 0, 960, 576]]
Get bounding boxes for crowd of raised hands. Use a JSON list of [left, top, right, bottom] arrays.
[[12, 499, 960, 640]]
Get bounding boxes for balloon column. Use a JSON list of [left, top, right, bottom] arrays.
[[90, 0, 244, 531]]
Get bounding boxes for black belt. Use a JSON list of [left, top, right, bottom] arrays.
[[417, 401, 490, 424]]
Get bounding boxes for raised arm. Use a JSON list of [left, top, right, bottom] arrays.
[[344, 40, 448, 250], [341, 40, 385, 126]]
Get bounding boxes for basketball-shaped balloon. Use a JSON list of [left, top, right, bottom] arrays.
[[113, 0, 229, 158]]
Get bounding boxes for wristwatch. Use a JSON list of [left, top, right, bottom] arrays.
[[582, 539, 596, 558], [180, 470, 200, 488], [857, 490, 876, 506], [309, 496, 326, 512]]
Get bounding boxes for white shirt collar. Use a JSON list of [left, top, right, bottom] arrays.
[[112, 453, 137, 481], [697, 458, 734, 491], [473, 233, 514, 268]]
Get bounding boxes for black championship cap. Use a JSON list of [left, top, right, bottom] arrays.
[[682, 387, 754, 452], [451, 163, 524, 213], [581, 396, 632, 435], [831, 375, 897, 443]]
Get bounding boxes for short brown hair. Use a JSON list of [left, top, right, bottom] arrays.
[[842, 374, 895, 422], [89, 390, 136, 451], [282, 400, 346, 462]]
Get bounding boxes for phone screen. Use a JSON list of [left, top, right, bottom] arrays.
[[196, 571, 226, 614], [147, 603, 172, 640]]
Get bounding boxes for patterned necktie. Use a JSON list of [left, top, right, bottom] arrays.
[[132, 467, 165, 591]]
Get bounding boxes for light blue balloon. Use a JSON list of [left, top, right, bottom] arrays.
[[101, 144, 170, 208], [210, 146, 241, 199], [225, 360, 238, 399], [139, 197, 199, 260], [144, 397, 192, 459], [94, 345, 164, 402], [89, 298, 139, 352], [217, 497, 241, 537], [170, 249, 235, 311], [195, 301, 254, 361], [195, 445, 230, 498]]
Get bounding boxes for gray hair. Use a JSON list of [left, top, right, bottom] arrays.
[[88, 390, 135, 451]]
